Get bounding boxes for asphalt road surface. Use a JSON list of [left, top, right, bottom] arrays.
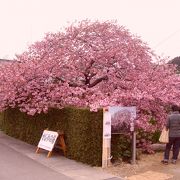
[[0, 143, 72, 180]]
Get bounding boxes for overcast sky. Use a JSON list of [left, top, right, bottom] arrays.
[[0, 0, 180, 59]]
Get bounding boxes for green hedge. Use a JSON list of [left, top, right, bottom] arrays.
[[111, 134, 132, 161], [0, 107, 134, 165], [0, 108, 103, 166]]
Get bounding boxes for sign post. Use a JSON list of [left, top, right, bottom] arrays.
[[130, 121, 136, 164], [129, 108, 136, 165], [102, 108, 111, 168]]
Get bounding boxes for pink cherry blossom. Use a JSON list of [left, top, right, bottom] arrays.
[[0, 20, 179, 131]]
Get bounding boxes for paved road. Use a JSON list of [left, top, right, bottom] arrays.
[[0, 143, 72, 180], [0, 131, 122, 180]]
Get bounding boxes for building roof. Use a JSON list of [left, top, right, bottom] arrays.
[[0, 59, 12, 63]]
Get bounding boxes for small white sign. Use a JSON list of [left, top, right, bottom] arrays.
[[38, 130, 59, 151], [103, 111, 111, 139]]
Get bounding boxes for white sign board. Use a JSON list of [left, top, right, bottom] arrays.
[[102, 109, 112, 168], [103, 111, 111, 139], [38, 130, 59, 151]]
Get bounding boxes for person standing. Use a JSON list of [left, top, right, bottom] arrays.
[[161, 105, 180, 164]]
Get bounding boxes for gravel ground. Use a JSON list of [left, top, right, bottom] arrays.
[[102, 152, 180, 180]]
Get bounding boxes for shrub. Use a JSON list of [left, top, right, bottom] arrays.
[[0, 107, 103, 166]]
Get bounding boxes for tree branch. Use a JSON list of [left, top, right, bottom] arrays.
[[88, 75, 108, 88]]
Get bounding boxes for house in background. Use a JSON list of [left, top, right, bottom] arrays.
[[0, 59, 12, 63], [0, 59, 13, 67]]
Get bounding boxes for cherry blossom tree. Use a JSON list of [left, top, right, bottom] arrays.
[[0, 20, 179, 131], [111, 110, 132, 133]]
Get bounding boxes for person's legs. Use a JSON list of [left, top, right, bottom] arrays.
[[172, 137, 180, 161], [164, 137, 174, 161]]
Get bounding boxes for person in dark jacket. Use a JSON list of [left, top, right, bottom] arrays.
[[161, 105, 180, 164]]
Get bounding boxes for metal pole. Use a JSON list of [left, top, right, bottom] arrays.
[[131, 131, 136, 164]]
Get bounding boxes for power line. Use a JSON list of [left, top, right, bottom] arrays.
[[154, 28, 180, 48]]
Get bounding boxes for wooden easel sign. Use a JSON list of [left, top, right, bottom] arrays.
[[36, 130, 59, 158]]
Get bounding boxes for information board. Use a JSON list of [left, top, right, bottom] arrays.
[[37, 130, 59, 151], [109, 106, 136, 133]]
